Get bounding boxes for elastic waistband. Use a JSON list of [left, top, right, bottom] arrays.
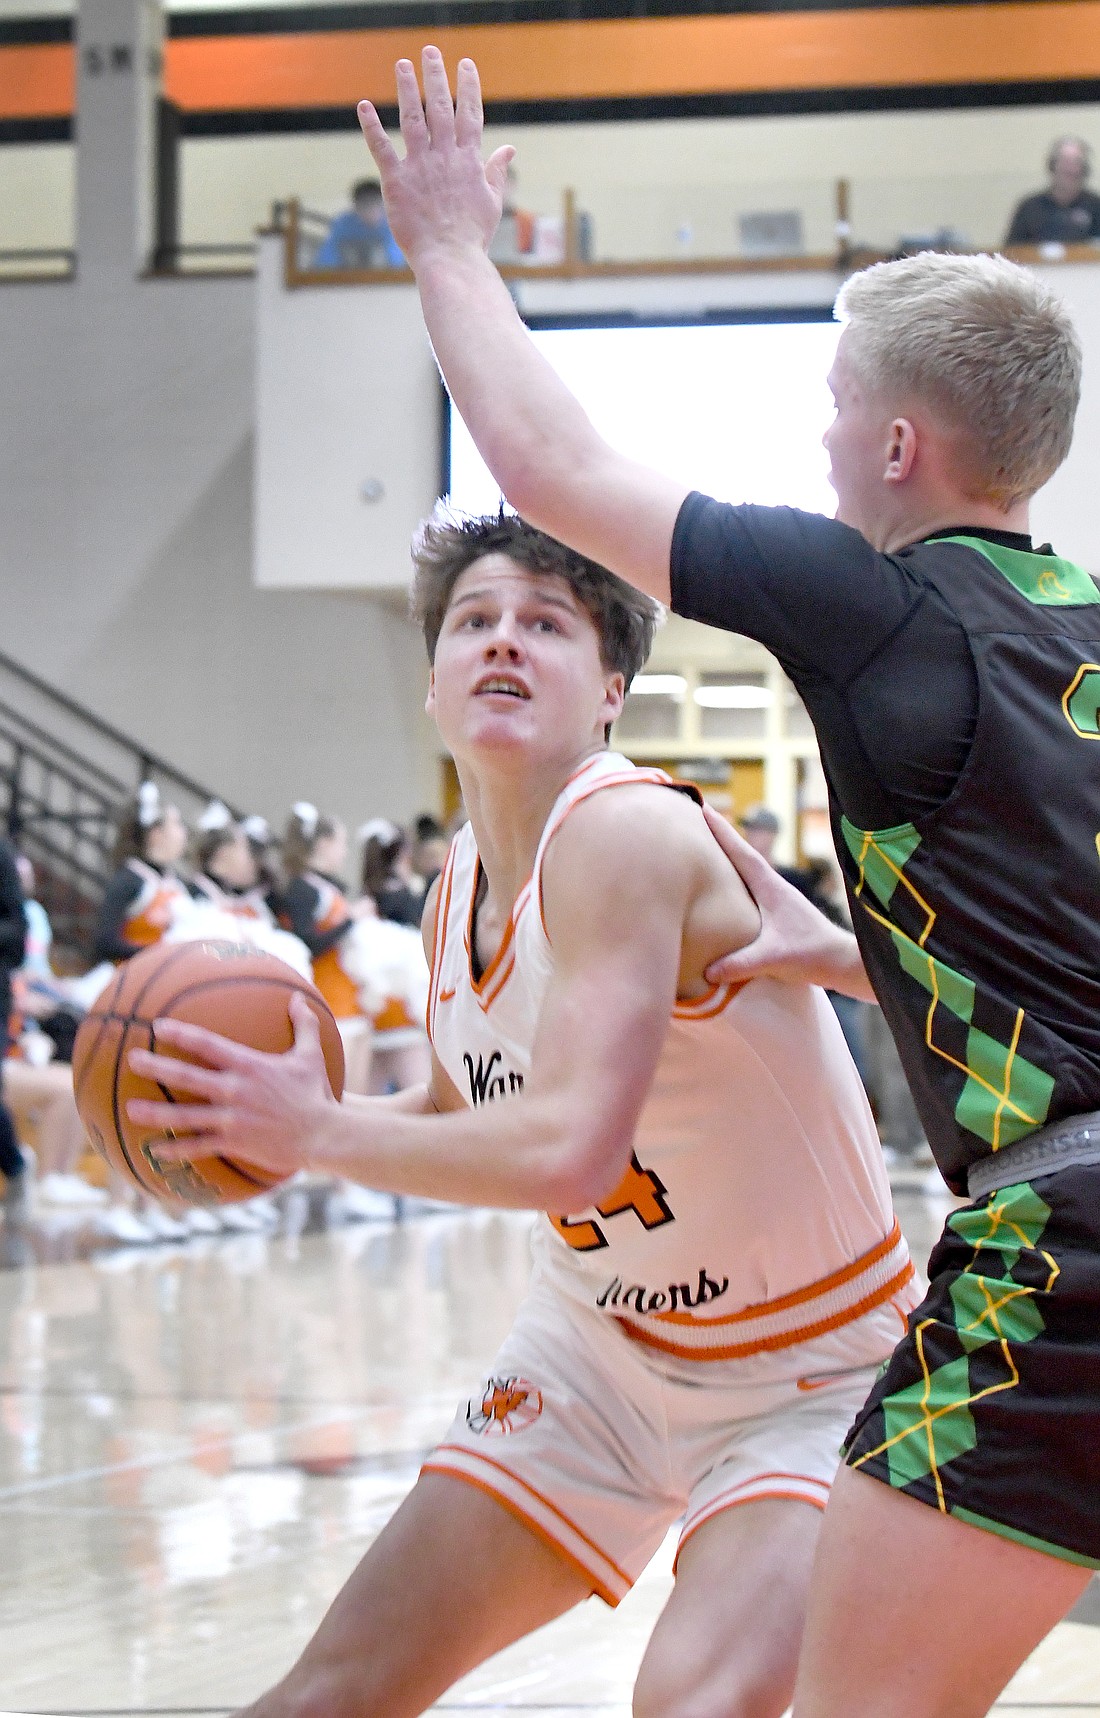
[[615, 1221, 914, 1362], [967, 1111, 1100, 1202]]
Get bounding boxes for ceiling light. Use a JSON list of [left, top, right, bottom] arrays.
[[630, 674, 687, 698], [693, 684, 773, 709]]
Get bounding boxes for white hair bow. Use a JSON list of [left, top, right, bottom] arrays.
[[241, 814, 271, 846], [358, 817, 401, 845], [136, 781, 162, 828], [292, 801, 319, 838], [197, 799, 233, 832]]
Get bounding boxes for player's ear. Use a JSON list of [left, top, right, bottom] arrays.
[[601, 671, 626, 730], [425, 667, 437, 716], [883, 417, 918, 484]]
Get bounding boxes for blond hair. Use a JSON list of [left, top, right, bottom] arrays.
[[835, 251, 1082, 506]]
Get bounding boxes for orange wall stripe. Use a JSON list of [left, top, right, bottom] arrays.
[[0, 43, 73, 119], [162, 6, 1100, 113], [6, 5, 1100, 123]]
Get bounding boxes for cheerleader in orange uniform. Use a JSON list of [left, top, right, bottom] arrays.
[[192, 802, 275, 924], [93, 784, 195, 965], [91, 784, 199, 1241], [356, 819, 432, 1097], [277, 804, 374, 1095]]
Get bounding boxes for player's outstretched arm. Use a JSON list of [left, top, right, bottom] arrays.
[[358, 49, 686, 603], [701, 807, 877, 1001]]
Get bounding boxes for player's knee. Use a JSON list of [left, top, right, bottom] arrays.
[[634, 1650, 792, 1718]]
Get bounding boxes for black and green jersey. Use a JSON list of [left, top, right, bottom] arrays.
[[671, 498, 1100, 1193]]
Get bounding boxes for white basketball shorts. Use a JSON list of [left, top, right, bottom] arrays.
[[423, 1272, 911, 1604]]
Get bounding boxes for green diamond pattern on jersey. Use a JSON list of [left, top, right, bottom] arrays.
[[841, 816, 1056, 1154], [851, 1184, 1054, 1501], [840, 818, 922, 911], [843, 1177, 1100, 1569]]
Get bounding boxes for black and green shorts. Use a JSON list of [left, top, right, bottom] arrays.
[[842, 1166, 1100, 1568]]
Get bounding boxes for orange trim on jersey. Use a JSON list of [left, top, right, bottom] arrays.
[[672, 980, 746, 1021], [428, 841, 458, 1040], [617, 1260, 916, 1362], [652, 1220, 906, 1329], [462, 862, 529, 1012], [421, 1461, 618, 1607], [429, 1441, 634, 1589]]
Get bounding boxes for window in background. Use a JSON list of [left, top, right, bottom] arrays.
[[444, 316, 840, 519]]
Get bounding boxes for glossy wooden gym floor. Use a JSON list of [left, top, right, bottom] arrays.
[[0, 1186, 1097, 1717]]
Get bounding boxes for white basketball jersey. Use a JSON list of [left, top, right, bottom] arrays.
[[428, 753, 914, 1361]]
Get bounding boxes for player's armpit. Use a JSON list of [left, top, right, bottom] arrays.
[[426, 1047, 466, 1114]]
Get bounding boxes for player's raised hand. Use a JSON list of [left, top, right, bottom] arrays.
[[125, 994, 341, 1175], [357, 48, 515, 268], [701, 805, 876, 1000]]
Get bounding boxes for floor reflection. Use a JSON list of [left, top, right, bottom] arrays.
[[0, 1187, 1095, 1717]]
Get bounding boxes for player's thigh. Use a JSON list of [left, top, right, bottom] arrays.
[[634, 1496, 823, 1718], [240, 1469, 592, 1718], [793, 1465, 1091, 1718]]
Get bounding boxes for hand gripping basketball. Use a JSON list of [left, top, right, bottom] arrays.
[[73, 940, 345, 1205], [125, 993, 341, 1183]]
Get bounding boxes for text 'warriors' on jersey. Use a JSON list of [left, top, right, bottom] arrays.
[[428, 753, 915, 1361]]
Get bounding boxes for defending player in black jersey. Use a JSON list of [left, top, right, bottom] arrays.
[[357, 49, 1100, 1718]]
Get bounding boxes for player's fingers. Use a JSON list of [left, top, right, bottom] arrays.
[[453, 56, 484, 149], [485, 144, 516, 199], [148, 1017, 260, 1069], [701, 804, 782, 904], [125, 1097, 231, 1136], [143, 1130, 230, 1163], [357, 100, 400, 173], [394, 57, 429, 155], [128, 1047, 234, 1098], [703, 947, 761, 987], [421, 45, 457, 148], [288, 993, 323, 1053]]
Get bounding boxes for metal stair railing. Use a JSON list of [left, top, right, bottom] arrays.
[[0, 649, 237, 956]]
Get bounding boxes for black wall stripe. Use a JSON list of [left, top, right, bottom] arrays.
[[165, 0, 1028, 36], [0, 117, 71, 142], [6, 75, 1100, 146], [0, 0, 1054, 48], [0, 16, 72, 44], [176, 77, 1100, 137]]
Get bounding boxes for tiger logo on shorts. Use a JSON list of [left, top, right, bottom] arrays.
[[466, 1375, 543, 1435]]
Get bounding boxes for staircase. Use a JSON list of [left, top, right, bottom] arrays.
[[0, 650, 236, 958]]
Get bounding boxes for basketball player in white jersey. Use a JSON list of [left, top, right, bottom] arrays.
[[128, 514, 918, 1718]]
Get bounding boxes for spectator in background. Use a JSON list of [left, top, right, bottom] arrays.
[[93, 783, 194, 965], [0, 836, 30, 1209], [737, 803, 820, 898], [313, 179, 404, 270], [1005, 136, 1100, 244], [358, 819, 424, 927], [488, 163, 536, 265], [91, 789, 209, 1241], [410, 813, 448, 891], [241, 813, 282, 903], [192, 802, 272, 922], [15, 855, 82, 1064], [278, 804, 375, 1093]]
